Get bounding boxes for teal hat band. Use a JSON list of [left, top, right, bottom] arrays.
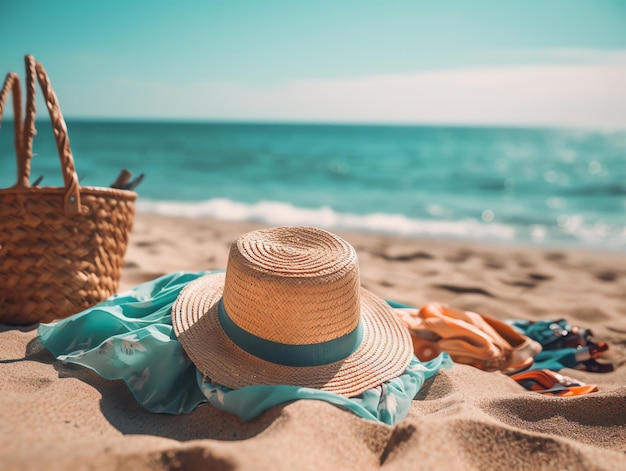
[[217, 299, 364, 367]]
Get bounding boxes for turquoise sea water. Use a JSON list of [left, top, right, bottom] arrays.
[[1, 121, 625, 251]]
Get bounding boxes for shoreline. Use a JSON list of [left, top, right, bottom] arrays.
[[132, 200, 626, 255]]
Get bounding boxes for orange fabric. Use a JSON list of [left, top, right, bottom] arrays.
[[394, 303, 542, 372]]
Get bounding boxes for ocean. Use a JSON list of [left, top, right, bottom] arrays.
[[1, 121, 625, 251]]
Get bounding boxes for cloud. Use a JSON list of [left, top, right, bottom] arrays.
[[62, 49, 626, 129], [483, 48, 626, 66]]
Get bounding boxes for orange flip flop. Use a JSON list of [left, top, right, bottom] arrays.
[[511, 369, 598, 397]]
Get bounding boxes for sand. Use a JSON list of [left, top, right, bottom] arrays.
[[1, 213, 625, 470]]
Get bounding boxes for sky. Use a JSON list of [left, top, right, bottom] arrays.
[[1, 0, 626, 128]]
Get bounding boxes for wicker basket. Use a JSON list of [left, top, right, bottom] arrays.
[[0, 55, 137, 325]]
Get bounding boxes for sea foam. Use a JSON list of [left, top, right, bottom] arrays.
[[138, 198, 517, 241], [137, 198, 626, 250]]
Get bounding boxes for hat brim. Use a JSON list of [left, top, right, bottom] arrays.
[[172, 272, 413, 397]]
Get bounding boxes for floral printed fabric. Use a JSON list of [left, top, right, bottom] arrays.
[[38, 271, 451, 425]]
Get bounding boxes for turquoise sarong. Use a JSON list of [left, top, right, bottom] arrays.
[[38, 270, 451, 425]]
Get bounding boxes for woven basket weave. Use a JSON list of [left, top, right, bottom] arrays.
[[0, 55, 137, 325]]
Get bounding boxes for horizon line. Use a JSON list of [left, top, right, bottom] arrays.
[[2, 117, 623, 133]]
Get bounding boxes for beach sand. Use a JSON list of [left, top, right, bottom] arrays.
[[1, 213, 625, 470]]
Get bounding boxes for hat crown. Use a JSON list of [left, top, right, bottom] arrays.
[[222, 226, 361, 345]]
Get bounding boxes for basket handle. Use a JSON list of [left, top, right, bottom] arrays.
[[20, 55, 37, 188], [20, 55, 81, 214], [0, 71, 25, 181]]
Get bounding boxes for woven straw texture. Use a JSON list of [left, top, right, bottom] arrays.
[[173, 226, 413, 397], [0, 55, 136, 325]]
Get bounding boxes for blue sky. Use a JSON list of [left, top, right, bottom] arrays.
[[2, 1, 626, 128]]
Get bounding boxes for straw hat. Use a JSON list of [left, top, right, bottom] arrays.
[[172, 226, 413, 397]]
